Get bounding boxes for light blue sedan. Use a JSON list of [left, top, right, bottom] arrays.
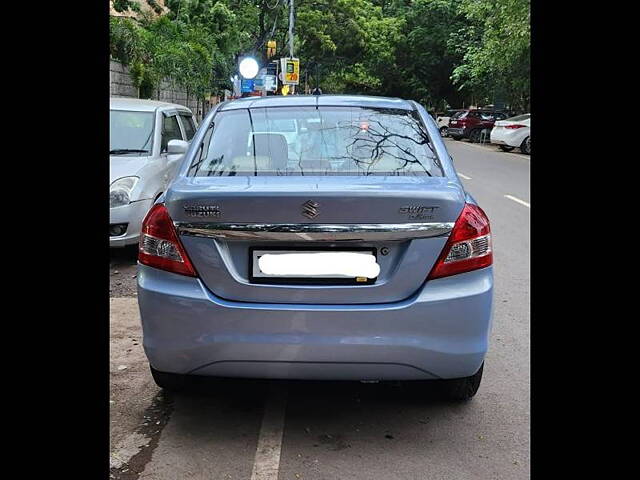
[[137, 95, 493, 401]]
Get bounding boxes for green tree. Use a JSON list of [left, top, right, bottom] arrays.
[[451, 0, 530, 111], [112, 0, 141, 13], [110, 0, 530, 111], [391, 0, 470, 109], [295, 0, 403, 94]]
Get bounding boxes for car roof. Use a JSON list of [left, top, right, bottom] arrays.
[[218, 94, 415, 111], [110, 97, 192, 112]]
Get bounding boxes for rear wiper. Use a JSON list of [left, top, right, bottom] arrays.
[[110, 149, 149, 155]]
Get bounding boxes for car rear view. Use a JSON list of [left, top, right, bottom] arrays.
[[137, 95, 493, 400], [447, 110, 469, 139], [490, 114, 531, 154]]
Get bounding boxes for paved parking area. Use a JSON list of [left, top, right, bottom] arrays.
[[109, 140, 530, 479]]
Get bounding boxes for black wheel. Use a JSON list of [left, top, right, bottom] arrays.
[[439, 126, 448, 137], [440, 362, 484, 401], [520, 136, 530, 155], [150, 366, 191, 392], [469, 129, 481, 143], [499, 145, 515, 152]]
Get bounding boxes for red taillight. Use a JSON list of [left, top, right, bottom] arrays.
[[505, 124, 525, 129], [138, 204, 197, 277], [427, 203, 492, 279]]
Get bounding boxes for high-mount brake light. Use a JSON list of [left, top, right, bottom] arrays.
[[138, 204, 197, 277], [427, 203, 492, 279]]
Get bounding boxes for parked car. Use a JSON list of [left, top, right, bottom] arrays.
[[448, 109, 509, 142], [490, 113, 530, 154], [137, 95, 494, 401], [110, 98, 197, 247], [436, 109, 463, 137]]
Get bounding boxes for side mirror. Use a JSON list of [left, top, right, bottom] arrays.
[[167, 139, 189, 155]]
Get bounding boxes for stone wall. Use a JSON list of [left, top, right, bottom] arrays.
[[110, 59, 138, 98], [110, 59, 212, 122]]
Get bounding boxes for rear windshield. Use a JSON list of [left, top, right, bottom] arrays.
[[188, 106, 444, 177]]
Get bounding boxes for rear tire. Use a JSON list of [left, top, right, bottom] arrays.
[[499, 145, 515, 152], [520, 136, 530, 155], [150, 366, 191, 392], [469, 129, 481, 143], [440, 362, 484, 401]]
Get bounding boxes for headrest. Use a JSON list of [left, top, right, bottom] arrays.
[[230, 155, 271, 171], [252, 133, 289, 170]]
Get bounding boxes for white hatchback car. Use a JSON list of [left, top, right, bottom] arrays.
[[490, 113, 530, 154], [435, 109, 463, 137], [110, 98, 197, 247]]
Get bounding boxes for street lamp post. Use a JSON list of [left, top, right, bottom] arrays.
[[288, 0, 295, 94]]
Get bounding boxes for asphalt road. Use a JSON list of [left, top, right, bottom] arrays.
[[109, 138, 530, 480]]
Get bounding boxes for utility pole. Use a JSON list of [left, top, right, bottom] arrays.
[[288, 0, 295, 93]]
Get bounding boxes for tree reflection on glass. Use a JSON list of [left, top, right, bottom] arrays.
[[189, 107, 445, 177]]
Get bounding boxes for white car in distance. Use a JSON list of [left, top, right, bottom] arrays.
[[110, 98, 197, 247], [490, 113, 530, 154], [436, 109, 463, 137]]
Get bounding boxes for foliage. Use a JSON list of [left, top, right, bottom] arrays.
[[111, 1, 244, 99], [112, 0, 140, 13], [295, 0, 404, 94], [392, 0, 469, 109], [451, 0, 530, 110], [110, 0, 530, 110], [109, 16, 157, 94]]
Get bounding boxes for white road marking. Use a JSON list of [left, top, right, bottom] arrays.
[[250, 383, 288, 480], [458, 173, 472, 180], [504, 195, 530, 208]]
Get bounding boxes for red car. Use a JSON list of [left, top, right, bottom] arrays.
[[448, 109, 509, 143]]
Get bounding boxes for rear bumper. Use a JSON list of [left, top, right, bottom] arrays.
[[137, 264, 493, 380], [447, 127, 466, 137], [490, 129, 528, 148]]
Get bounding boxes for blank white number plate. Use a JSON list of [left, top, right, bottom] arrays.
[[252, 250, 380, 279]]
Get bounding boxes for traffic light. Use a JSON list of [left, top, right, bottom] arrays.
[[266, 40, 276, 59]]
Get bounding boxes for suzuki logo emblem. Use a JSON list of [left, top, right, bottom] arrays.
[[302, 200, 320, 219]]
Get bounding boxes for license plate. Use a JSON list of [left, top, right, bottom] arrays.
[[250, 248, 379, 285]]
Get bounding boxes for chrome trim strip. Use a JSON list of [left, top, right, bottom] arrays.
[[175, 222, 454, 242]]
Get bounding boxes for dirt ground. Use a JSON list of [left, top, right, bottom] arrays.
[[109, 298, 159, 453], [110, 246, 139, 297]]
